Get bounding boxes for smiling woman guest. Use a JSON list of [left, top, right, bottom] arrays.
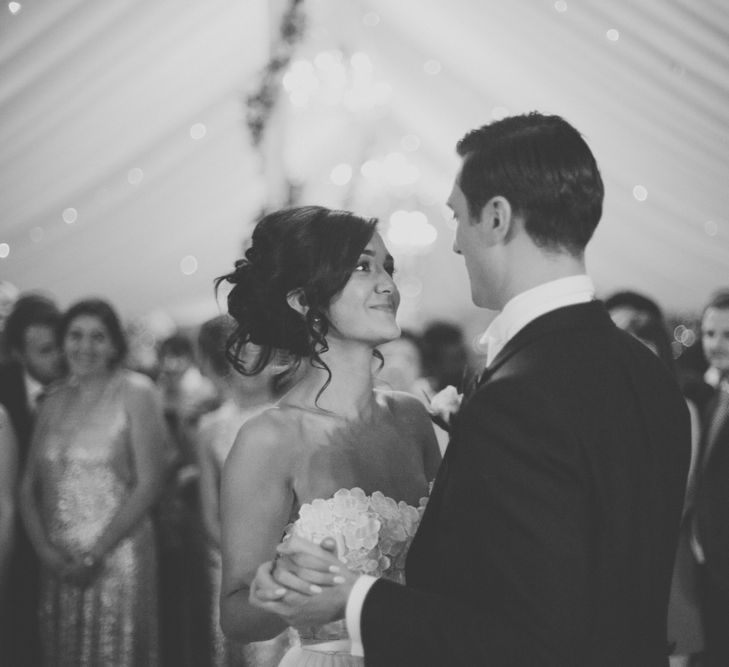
[[20, 298, 168, 666]]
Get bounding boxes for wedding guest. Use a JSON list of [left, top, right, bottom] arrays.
[[157, 332, 219, 446], [0, 405, 19, 649], [605, 290, 704, 666], [0, 280, 19, 360], [216, 206, 441, 665], [604, 291, 674, 366], [0, 292, 63, 667], [196, 314, 290, 667], [0, 293, 64, 462], [420, 320, 472, 397], [20, 297, 167, 666], [155, 331, 218, 667], [692, 290, 729, 667]]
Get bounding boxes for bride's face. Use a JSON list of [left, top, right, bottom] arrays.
[[325, 233, 401, 347]]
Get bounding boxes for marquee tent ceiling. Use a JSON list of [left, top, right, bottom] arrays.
[[1, 0, 727, 342]]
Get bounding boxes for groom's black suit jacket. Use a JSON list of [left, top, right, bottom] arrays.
[[361, 302, 690, 666], [0, 360, 34, 463]]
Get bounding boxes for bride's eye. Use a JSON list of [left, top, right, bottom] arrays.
[[354, 259, 371, 272]]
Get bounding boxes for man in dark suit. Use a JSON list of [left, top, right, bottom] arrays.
[[0, 293, 63, 666], [253, 113, 691, 666], [692, 290, 729, 667]]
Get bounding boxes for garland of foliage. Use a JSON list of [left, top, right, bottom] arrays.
[[245, 0, 306, 147]]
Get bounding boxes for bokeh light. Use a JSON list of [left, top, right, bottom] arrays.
[[0, 243, 9, 258], [387, 210, 437, 251], [190, 123, 206, 139], [330, 163, 353, 186], [127, 167, 144, 185], [63, 207, 78, 224], [180, 255, 198, 275], [704, 220, 718, 236], [633, 185, 648, 201]]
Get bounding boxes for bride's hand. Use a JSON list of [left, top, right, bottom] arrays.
[[276, 535, 354, 591], [253, 536, 352, 601], [249, 536, 355, 627]]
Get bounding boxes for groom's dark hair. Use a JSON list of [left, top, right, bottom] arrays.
[[456, 112, 604, 256]]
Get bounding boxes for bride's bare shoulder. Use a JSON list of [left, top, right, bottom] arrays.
[[226, 405, 303, 466], [377, 388, 430, 422]]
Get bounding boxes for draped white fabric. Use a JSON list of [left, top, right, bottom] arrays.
[[1, 0, 727, 329]]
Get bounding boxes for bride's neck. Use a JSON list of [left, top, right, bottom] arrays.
[[292, 344, 377, 420]]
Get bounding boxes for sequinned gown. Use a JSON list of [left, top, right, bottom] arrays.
[[35, 371, 158, 666]]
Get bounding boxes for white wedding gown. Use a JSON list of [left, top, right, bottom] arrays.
[[277, 488, 427, 667]]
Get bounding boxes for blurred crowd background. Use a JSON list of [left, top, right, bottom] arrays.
[[1, 279, 728, 666]]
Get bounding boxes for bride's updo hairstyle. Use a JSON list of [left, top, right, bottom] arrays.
[[217, 206, 378, 395]]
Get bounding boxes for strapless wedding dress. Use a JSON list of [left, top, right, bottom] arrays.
[[277, 488, 427, 667]]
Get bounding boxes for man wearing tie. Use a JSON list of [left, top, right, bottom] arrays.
[[693, 290, 729, 667], [0, 293, 63, 666]]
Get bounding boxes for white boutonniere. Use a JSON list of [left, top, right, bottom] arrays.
[[427, 385, 462, 432]]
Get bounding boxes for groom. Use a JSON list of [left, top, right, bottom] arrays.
[[255, 113, 690, 665]]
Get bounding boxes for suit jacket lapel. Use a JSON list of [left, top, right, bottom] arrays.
[[699, 389, 729, 471], [476, 300, 609, 389]]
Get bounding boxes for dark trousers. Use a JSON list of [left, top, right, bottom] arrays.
[[155, 478, 211, 667], [699, 565, 729, 667], [2, 525, 41, 667]]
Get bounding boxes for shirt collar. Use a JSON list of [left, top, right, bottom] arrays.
[[480, 274, 595, 366], [24, 370, 44, 408]]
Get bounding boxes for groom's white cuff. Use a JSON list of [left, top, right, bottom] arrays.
[[345, 574, 377, 657]]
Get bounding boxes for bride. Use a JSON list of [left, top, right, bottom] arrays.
[[218, 206, 441, 666]]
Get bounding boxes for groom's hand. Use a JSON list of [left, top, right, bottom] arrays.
[[249, 536, 357, 628]]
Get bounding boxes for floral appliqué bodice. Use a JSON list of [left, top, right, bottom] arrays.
[[287, 487, 428, 644]]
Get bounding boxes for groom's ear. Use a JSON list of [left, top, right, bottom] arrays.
[[286, 288, 309, 317], [479, 196, 514, 246]]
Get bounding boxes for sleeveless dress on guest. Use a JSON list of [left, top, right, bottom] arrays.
[[35, 371, 158, 666], [278, 488, 427, 667], [201, 400, 291, 667]]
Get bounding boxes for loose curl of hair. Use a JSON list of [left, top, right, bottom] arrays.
[[216, 206, 379, 403]]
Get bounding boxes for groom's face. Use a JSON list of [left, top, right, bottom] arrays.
[[447, 179, 497, 309]]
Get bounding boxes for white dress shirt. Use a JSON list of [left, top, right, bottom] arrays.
[[479, 274, 596, 366], [345, 274, 596, 657], [24, 370, 44, 412]]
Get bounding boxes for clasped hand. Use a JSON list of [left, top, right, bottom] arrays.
[[43, 546, 102, 587], [250, 535, 358, 629]]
